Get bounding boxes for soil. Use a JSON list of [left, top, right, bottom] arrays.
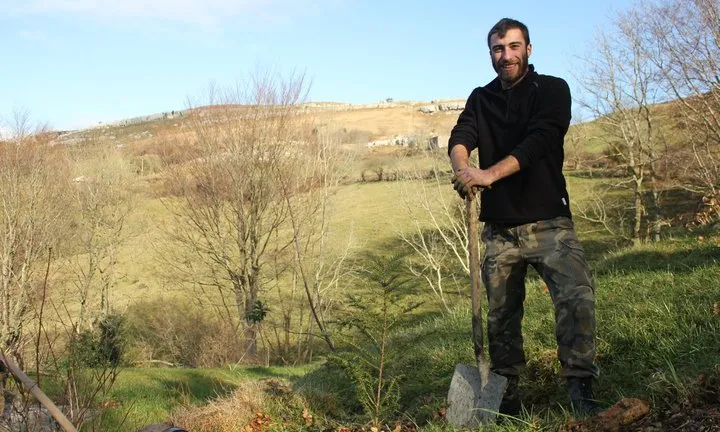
[[566, 397, 720, 432], [621, 404, 720, 432]]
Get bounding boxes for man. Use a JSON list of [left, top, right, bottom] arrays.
[[448, 18, 600, 416]]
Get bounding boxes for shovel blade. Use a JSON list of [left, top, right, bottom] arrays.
[[446, 363, 507, 427]]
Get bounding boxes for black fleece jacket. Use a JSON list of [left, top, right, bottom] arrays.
[[449, 65, 572, 225]]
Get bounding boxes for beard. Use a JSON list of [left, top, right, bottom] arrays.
[[493, 51, 530, 87]]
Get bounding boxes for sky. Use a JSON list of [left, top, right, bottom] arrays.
[[0, 0, 634, 131]]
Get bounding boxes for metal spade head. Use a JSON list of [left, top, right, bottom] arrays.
[[446, 362, 508, 427]]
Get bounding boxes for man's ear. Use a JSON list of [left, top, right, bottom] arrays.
[[527, 43, 533, 57]]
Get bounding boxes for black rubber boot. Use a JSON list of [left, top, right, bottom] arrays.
[[567, 377, 601, 416], [499, 375, 521, 416]]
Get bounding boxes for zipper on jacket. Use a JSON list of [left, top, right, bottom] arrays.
[[505, 88, 513, 120]]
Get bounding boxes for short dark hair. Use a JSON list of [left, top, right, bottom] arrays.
[[487, 18, 530, 48]]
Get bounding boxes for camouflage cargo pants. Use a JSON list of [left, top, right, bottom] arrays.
[[481, 216, 599, 379]]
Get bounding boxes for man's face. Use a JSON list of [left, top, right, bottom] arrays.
[[489, 28, 532, 88]]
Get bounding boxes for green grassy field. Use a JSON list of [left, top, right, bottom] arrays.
[[98, 366, 311, 431], [87, 170, 720, 431], [34, 100, 720, 431], [98, 232, 719, 431]]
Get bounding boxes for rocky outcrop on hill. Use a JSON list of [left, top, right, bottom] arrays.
[[367, 135, 417, 148], [438, 101, 464, 111], [419, 101, 464, 114], [113, 110, 185, 127], [429, 134, 449, 149], [366, 134, 449, 150], [301, 101, 405, 111]]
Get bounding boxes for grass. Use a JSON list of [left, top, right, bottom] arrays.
[[32, 99, 720, 431], [57, 226, 717, 431], [290, 234, 720, 431], [103, 150, 455, 305], [68, 166, 717, 430], [99, 365, 310, 431]]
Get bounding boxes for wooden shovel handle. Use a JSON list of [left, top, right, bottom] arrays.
[[466, 189, 485, 367], [0, 350, 77, 432]]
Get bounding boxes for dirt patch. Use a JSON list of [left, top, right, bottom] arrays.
[[622, 404, 720, 432], [566, 397, 720, 432]]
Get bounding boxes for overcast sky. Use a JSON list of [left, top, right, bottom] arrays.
[[1, 0, 633, 130]]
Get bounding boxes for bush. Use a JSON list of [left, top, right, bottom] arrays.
[[68, 313, 126, 368], [125, 297, 243, 367]]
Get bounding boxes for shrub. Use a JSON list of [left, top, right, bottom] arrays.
[[125, 297, 243, 367], [68, 312, 126, 368]]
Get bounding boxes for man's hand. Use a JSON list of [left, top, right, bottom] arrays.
[[451, 175, 470, 199], [451, 167, 495, 199], [456, 167, 495, 188]]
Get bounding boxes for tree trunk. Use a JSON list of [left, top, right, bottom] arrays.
[[633, 181, 644, 244], [648, 162, 662, 243], [244, 275, 259, 357]]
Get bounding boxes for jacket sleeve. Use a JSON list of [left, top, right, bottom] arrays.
[[447, 88, 479, 153], [509, 78, 571, 169]]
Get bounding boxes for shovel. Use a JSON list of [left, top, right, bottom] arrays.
[[446, 187, 507, 427]]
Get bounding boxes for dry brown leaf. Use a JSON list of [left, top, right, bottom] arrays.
[[302, 407, 313, 426], [713, 301, 719, 316]]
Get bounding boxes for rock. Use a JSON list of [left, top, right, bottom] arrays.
[[428, 135, 449, 150], [134, 424, 187, 432], [438, 102, 464, 111], [419, 105, 437, 113], [367, 135, 416, 148]]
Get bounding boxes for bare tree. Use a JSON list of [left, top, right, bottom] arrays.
[[64, 139, 133, 332], [163, 71, 325, 359], [398, 150, 472, 312], [575, 11, 667, 242], [0, 110, 68, 352], [638, 0, 720, 218], [0, 110, 93, 429], [274, 124, 355, 358], [573, 183, 633, 242]]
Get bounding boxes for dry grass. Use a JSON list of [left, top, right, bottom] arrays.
[[170, 381, 267, 432], [322, 105, 460, 141], [169, 379, 305, 432]]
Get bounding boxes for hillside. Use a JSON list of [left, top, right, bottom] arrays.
[[2, 96, 717, 432], [49, 100, 465, 149], [46, 96, 709, 308]]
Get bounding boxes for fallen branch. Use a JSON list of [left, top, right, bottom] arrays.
[[565, 398, 651, 432], [0, 349, 78, 432]]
